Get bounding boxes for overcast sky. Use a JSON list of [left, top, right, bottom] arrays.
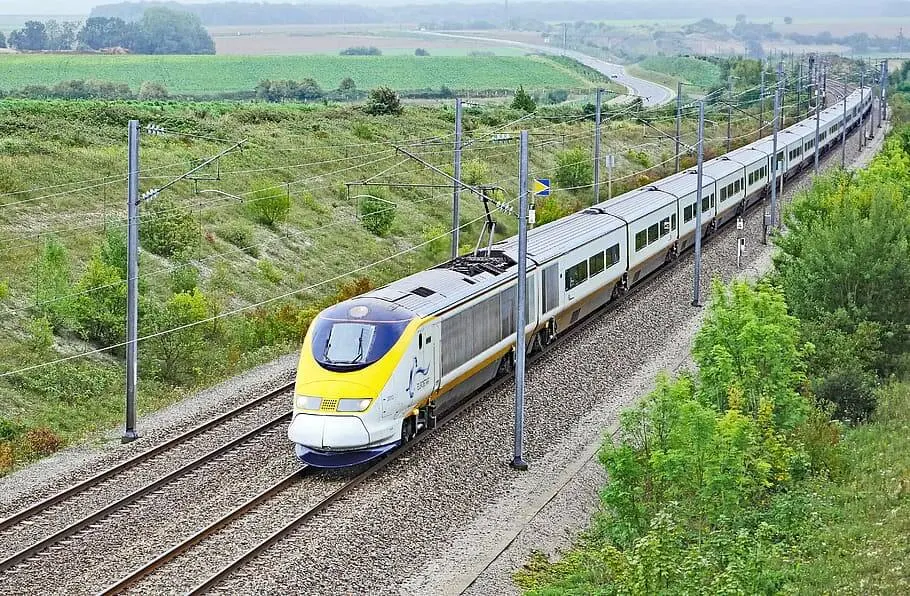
[[0, 0, 523, 17]]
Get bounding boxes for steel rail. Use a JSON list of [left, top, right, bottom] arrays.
[[0, 411, 291, 574], [99, 468, 306, 595], [0, 382, 294, 534]]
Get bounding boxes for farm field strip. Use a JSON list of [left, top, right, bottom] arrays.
[[0, 54, 594, 94]]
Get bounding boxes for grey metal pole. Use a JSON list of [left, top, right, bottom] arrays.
[[607, 155, 613, 200], [452, 98, 463, 259], [815, 85, 822, 176], [882, 60, 888, 125], [675, 81, 682, 173], [511, 130, 529, 471], [770, 65, 781, 230], [727, 78, 733, 153], [594, 88, 602, 200], [759, 70, 765, 135], [692, 101, 705, 308], [124, 119, 140, 443], [842, 91, 847, 168], [797, 60, 803, 119], [859, 71, 866, 151]]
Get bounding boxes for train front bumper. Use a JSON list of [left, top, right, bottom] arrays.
[[288, 413, 372, 450]]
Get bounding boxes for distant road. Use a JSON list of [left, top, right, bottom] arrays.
[[420, 32, 674, 107]]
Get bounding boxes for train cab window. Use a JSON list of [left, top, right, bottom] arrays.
[[312, 298, 414, 372], [606, 244, 621, 267], [565, 261, 588, 291], [635, 229, 647, 251], [647, 223, 660, 243], [589, 252, 605, 277]]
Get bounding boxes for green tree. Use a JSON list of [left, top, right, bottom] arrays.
[[511, 85, 536, 112], [69, 257, 127, 347], [365, 86, 403, 116], [34, 236, 72, 329], [554, 147, 593, 192], [130, 7, 215, 54], [0, 31, 6, 49], [76, 17, 129, 50], [360, 194, 396, 236], [414, 48, 430, 56], [9, 21, 48, 51], [141, 196, 198, 257], [775, 153, 910, 370], [693, 280, 808, 430], [246, 182, 290, 228], [138, 81, 169, 101], [146, 289, 210, 383]]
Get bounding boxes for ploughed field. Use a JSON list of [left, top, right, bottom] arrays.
[[0, 54, 596, 95]]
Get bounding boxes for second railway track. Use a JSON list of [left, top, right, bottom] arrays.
[[0, 383, 294, 574]]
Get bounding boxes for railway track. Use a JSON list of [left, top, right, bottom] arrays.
[[0, 383, 294, 573]]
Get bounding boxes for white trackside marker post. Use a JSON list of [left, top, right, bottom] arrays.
[[736, 217, 745, 268], [511, 130, 529, 472]]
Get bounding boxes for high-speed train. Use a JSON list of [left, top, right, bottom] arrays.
[[289, 86, 874, 467]]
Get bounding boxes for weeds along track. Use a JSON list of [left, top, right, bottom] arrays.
[[0, 383, 294, 573]]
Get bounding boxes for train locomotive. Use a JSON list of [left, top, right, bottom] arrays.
[[289, 87, 874, 468]]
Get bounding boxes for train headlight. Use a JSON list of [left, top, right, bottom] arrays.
[[296, 395, 321, 410], [336, 398, 372, 412]]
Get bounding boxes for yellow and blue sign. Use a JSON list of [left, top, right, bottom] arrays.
[[532, 178, 551, 197]]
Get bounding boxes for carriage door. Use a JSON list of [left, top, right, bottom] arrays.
[[416, 321, 440, 399]]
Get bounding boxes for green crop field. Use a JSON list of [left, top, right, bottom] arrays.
[[0, 54, 596, 94], [636, 56, 722, 89]]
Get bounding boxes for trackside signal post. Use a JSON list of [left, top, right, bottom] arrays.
[[511, 130, 529, 471]]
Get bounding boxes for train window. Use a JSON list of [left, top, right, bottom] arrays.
[[748, 172, 753, 185], [589, 252, 605, 277], [606, 244, 621, 267], [702, 196, 710, 212], [720, 187, 727, 201], [635, 229, 647, 251], [727, 182, 734, 196], [684, 204, 694, 223], [565, 261, 588, 291], [711, 193, 716, 207], [647, 223, 659, 243], [660, 216, 671, 236], [418, 334, 423, 349], [671, 213, 677, 230]]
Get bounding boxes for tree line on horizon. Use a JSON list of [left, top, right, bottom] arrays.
[[2, 7, 214, 55]]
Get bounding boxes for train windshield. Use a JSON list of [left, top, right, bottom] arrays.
[[311, 299, 413, 372]]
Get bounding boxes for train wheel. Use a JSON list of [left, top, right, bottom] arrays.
[[400, 416, 416, 443]]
